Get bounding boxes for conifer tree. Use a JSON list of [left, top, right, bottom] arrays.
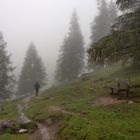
[[0, 32, 14, 99], [88, 0, 117, 70], [88, 0, 140, 68], [17, 43, 46, 96], [114, 0, 140, 30], [90, 0, 118, 44], [114, 0, 140, 67], [90, 0, 109, 44], [55, 11, 84, 83], [108, 0, 118, 31]]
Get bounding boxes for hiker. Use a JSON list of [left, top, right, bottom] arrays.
[[34, 81, 40, 96]]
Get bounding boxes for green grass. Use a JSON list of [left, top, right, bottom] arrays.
[[0, 100, 19, 120], [57, 104, 140, 140], [0, 100, 32, 139], [25, 65, 140, 140], [0, 133, 29, 140]]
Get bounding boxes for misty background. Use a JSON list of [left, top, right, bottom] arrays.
[[0, 0, 111, 86]]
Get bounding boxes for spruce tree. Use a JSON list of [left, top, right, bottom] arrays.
[[90, 0, 109, 44], [114, 0, 140, 30], [0, 32, 14, 99], [55, 11, 84, 83], [116, 0, 140, 11], [88, 0, 117, 70], [88, 0, 140, 68], [17, 43, 46, 96], [114, 0, 140, 68], [90, 0, 118, 44], [108, 0, 118, 31], [88, 0, 109, 70]]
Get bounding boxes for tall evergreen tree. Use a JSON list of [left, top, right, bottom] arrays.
[[90, 0, 118, 44], [114, 0, 140, 30], [0, 32, 15, 99], [108, 0, 118, 31], [88, 0, 117, 70], [116, 0, 140, 11], [90, 0, 109, 44], [17, 43, 46, 96], [113, 0, 140, 67], [55, 11, 84, 83], [88, 0, 140, 68]]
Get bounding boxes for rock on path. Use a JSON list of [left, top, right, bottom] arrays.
[[18, 96, 51, 140], [18, 104, 31, 123]]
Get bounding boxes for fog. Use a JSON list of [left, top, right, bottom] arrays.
[[0, 0, 98, 86]]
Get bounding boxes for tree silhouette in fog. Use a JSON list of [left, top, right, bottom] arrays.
[[0, 32, 15, 99], [90, 0, 109, 44], [55, 11, 84, 83], [17, 43, 46, 96], [88, 0, 118, 70], [88, 0, 140, 68]]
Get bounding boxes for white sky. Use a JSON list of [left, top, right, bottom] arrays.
[[0, 0, 99, 85]]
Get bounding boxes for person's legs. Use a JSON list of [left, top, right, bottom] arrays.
[[35, 88, 39, 96]]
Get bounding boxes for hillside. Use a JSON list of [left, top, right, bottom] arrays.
[[25, 65, 140, 140], [0, 65, 140, 140]]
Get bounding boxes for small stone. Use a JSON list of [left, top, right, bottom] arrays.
[[18, 129, 28, 133], [46, 119, 53, 125], [128, 100, 134, 104], [0, 120, 13, 129]]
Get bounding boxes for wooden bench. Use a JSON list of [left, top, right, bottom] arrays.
[[105, 80, 130, 97], [105, 80, 140, 98]]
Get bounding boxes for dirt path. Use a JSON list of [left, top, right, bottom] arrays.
[[94, 95, 127, 106], [38, 123, 51, 140], [48, 106, 81, 116], [17, 96, 51, 140], [17, 96, 32, 123], [17, 95, 128, 139], [18, 103, 31, 123]]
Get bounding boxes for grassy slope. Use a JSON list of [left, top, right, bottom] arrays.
[[0, 133, 29, 140], [25, 65, 140, 140], [0, 100, 29, 139], [0, 100, 19, 120]]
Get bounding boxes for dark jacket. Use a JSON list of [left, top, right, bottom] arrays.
[[34, 82, 40, 90]]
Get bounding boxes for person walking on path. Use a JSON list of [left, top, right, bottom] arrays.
[[34, 81, 40, 96]]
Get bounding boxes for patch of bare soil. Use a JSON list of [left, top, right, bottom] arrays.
[[94, 95, 127, 106], [38, 123, 51, 140], [28, 128, 42, 140], [29, 122, 57, 140], [48, 106, 80, 116], [17, 97, 32, 123]]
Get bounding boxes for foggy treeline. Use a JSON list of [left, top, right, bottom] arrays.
[[1, 0, 139, 99], [88, 0, 140, 69]]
